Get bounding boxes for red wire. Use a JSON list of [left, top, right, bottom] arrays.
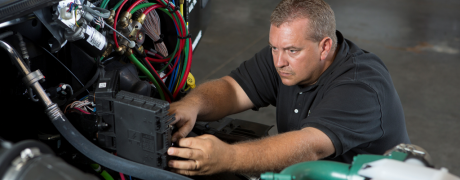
[[74, 107, 91, 114], [143, 4, 164, 15], [113, 0, 128, 49], [144, 58, 172, 103], [173, 39, 192, 98], [127, 0, 144, 13], [146, 57, 169, 63], [119, 172, 126, 180]]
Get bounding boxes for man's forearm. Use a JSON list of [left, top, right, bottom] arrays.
[[228, 127, 335, 173], [181, 76, 252, 121]]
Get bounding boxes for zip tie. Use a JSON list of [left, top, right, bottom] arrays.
[[177, 34, 191, 39]]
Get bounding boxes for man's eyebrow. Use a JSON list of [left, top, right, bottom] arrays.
[[283, 46, 301, 50], [268, 42, 301, 50]]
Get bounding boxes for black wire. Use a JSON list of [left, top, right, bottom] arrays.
[[66, 66, 101, 104], [40, 47, 90, 94], [139, 57, 173, 100]]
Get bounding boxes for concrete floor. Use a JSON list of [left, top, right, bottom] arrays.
[[192, 0, 460, 176]]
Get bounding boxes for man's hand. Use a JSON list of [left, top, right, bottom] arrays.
[[167, 134, 235, 176], [168, 101, 200, 142]]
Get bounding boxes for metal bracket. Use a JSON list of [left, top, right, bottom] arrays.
[[22, 70, 45, 87]]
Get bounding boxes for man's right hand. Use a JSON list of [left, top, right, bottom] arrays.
[[167, 77, 254, 143], [168, 100, 200, 142]]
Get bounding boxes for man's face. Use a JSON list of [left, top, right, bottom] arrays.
[[269, 18, 323, 87]]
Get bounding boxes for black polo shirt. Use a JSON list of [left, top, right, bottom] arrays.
[[229, 31, 410, 163]]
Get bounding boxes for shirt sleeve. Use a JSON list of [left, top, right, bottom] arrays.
[[302, 82, 384, 157], [228, 46, 279, 110]]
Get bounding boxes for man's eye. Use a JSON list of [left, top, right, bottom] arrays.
[[272, 47, 278, 51], [290, 50, 297, 53]]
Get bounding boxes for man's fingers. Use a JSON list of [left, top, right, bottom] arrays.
[[168, 147, 203, 160], [168, 159, 197, 170], [172, 121, 194, 142]]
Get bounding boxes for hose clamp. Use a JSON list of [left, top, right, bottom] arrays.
[[46, 103, 64, 121], [22, 70, 44, 87]]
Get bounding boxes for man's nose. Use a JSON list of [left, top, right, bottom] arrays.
[[274, 52, 288, 68]]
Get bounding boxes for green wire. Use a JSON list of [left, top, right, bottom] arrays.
[[128, 54, 166, 101], [101, 0, 110, 9], [95, 0, 109, 31], [130, 1, 190, 94], [100, 170, 115, 180], [158, 40, 179, 73], [112, 0, 124, 11], [158, 12, 185, 73], [130, 3, 184, 74]]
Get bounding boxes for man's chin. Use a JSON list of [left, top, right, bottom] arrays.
[[281, 78, 297, 86]]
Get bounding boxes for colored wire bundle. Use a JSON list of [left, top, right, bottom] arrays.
[[91, 0, 192, 102], [141, 2, 169, 57], [111, 0, 192, 102], [64, 99, 94, 114]]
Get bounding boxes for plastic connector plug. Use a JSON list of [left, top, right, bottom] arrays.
[[186, 72, 196, 89], [60, 7, 72, 20]]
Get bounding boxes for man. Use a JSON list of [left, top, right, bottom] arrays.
[[167, 0, 410, 176]]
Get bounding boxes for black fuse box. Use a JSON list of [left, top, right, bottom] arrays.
[[96, 90, 174, 169]]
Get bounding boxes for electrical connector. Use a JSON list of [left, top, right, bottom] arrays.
[[186, 72, 196, 89]]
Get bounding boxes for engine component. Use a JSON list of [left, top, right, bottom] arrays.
[[0, 140, 98, 180], [53, 0, 108, 57], [72, 24, 108, 57], [97, 91, 174, 168], [0, 0, 60, 23], [0, 39, 191, 180], [192, 117, 273, 143], [260, 143, 460, 180]]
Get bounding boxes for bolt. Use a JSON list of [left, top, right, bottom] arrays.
[[138, 34, 143, 40]]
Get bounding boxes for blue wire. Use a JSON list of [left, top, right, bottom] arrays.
[[79, 95, 88, 101], [129, 176, 132, 180], [173, 56, 181, 90], [168, 57, 178, 91]]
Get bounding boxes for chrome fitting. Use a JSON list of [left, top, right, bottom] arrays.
[[118, 11, 132, 28]]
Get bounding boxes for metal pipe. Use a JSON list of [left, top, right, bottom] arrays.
[[0, 40, 53, 108], [0, 40, 30, 76]]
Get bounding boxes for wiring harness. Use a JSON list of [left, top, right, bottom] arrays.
[[100, 0, 193, 103]]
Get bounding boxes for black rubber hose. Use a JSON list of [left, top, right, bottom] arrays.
[[0, 140, 54, 177], [140, 57, 174, 100], [51, 115, 192, 180]]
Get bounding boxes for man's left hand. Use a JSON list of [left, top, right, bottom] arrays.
[[167, 134, 235, 176]]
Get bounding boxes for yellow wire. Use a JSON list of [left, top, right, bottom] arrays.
[[75, 7, 79, 27], [180, 4, 184, 16]]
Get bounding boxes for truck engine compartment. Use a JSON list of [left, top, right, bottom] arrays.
[[0, 0, 273, 179]]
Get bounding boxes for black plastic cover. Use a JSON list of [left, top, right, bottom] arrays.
[[192, 117, 273, 143], [113, 91, 174, 169], [0, 0, 60, 23], [96, 90, 174, 169]]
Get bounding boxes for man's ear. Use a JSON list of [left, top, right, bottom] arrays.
[[319, 37, 332, 61]]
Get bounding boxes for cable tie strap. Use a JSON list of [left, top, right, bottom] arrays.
[[166, 3, 179, 13], [154, 34, 164, 44], [178, 34, 191, 39]]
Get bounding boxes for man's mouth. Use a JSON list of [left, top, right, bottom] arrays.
[[278, 71, 292, 77]]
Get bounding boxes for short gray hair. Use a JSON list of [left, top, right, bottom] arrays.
[[271, 0, 337, 49]]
